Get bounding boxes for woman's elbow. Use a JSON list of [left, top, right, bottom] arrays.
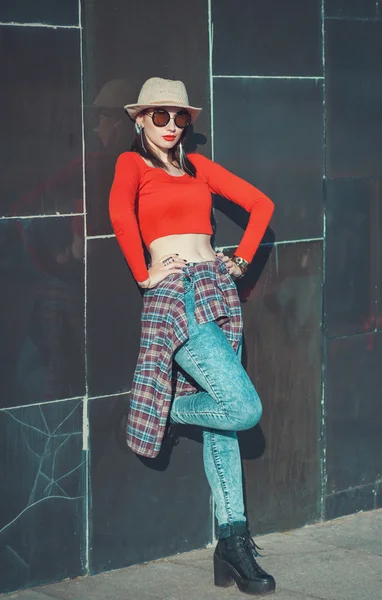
[[263, 195, 275, 218]]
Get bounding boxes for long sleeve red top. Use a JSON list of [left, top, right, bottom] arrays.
[[109, 151, 274, 282]]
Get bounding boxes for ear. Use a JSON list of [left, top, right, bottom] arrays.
[[136, 113, 144, 127]]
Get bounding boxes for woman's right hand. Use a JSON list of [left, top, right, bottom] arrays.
[[138, 254, 188, 289]]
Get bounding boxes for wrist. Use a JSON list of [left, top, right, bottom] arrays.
[[232, 256, 249, 277]]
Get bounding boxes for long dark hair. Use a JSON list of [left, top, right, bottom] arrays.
[[130, 117, 196, 178]]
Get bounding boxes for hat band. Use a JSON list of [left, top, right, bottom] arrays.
[[148, 100, 188, 105]]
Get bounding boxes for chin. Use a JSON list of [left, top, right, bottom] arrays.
[[158, 141, 178, 152]]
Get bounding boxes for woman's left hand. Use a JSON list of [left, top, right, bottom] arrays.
[[215, 252, 243, 279]]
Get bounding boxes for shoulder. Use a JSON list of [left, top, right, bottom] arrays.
[[187, 153, 226, 184], [116, 151, 141, 168], [187, 153, 213, 170], [115, 151, 144, 181]]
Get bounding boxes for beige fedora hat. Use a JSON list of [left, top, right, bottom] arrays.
[[124, 77, 202, 123]]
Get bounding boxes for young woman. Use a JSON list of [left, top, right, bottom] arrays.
[[109, 77, 275, 596]]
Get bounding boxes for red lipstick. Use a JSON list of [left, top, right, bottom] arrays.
[[163, 135, 176, 141]]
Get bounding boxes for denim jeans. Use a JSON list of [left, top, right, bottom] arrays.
[[169, 270, 263, 539]]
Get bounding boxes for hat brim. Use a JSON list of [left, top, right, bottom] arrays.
[[124, 101, 202, 123]]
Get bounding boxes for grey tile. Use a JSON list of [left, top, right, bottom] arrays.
[[89, 394, 211, 574], [86, 237, 142, 397], [376, 180, 382, 331], [326, 334, 382, 493], [325, 20, 382, 178], [213, 78, 323, 245], [0, 26, 82, 218], [236, 241, 323, 533], [212, 0, 322, 76], [325, 485, 376, 521], [324, 178, 379, 337], [325, 0, 377, 18], [0, 217, 85, 408], [0, 0, 79, 25], [0, 400, 85, 594]]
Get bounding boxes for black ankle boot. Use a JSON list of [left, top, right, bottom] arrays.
[[214, 531, 276, 595]]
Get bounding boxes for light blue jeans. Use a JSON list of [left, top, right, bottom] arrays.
[[169, 273, 263, 539]]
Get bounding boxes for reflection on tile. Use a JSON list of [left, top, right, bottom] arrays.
[[326, 20, 382, 178], [324, 0, 377, 18], [376, 482, 382, 509], [0, 217, 85, 408], [0, 0, 79, 25], [0, 400, 84, 594], [82, 0, 210, 235], [214, 79, 323, 245], [83, 78, 133, 236], [212, 0, 322, 76], [325, 178, 377, 337], [0, 27, 82, 218], [233, 241, 322, 533], [326, 333, 382, 493], [89, 394, 210, 572], [86, 238, 143, 397], [325, 485, 375, 521]]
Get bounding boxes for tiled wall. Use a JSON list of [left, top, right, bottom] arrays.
[[0, 0, 381, 594]]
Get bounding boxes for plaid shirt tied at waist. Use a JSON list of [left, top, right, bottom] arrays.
[[127, 257, 243, 458]]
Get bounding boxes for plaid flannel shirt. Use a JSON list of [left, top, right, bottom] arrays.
[[127, 257, 243, 458]]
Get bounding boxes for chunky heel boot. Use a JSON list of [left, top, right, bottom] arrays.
[[213, 531, 276, 595], [214, 553, 235, 587]]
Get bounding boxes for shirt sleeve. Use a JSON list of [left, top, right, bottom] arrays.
[[109, 152, 149, 282], [189, 153, 274, 263]]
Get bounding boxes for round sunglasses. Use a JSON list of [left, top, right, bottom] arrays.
[[145, 108, 191, 129]]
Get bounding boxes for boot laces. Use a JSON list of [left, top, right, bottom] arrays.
[[243, 534, 263, 558], [239, 533, 269, 577]]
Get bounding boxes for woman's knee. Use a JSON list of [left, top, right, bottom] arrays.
[[229, 390, 263, 431]]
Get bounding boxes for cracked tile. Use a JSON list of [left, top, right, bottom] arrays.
[[0, 400, 85, 593]]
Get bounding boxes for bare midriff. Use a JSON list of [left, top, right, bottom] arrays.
[[149, 233, 217, 265]]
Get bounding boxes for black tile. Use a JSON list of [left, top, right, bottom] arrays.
[[82, 0, 210, 234], [89, 394, 210, 572], [212, 0, 322, 76], [0, 0, 79, 25], [325, 485, 375, 521], [213, 79, 323, 245], [324, 178, 378, 337], [86, 238, 143, 397], [0, 217, 85, 408], [0, 399, 84, 594], [234, 241, 323, 533], [325, 20, 382, 178], [326, 333, 382, 494], [376, 179, 382, 331], [325, 0, 377, 18], [0, 27, 82, 218]]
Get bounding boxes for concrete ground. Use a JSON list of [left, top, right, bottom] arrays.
[[3, 510, 382, 600]]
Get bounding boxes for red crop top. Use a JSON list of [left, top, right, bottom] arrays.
[[109, 151, 274, 282]]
